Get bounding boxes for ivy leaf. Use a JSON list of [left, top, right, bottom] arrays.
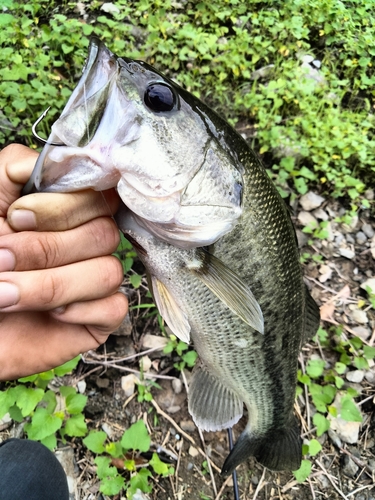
[[54, 356, 80, 376], [0, 390, 16, 419], [149, 453, 172, 476], [129, 273, 142, 288], [340, 396, 362, 422], [306, 359, 325, 378], [66, 393, 87, 415], [16, 387, 44, 417], [121, 420, 151, 452], [95, 456, 125, 496], [59, 386, 76, 398], [41, 434, 57, 450], [63, 413, 87, 437], [25, 408, 63, 440], [127, 468, 152, 496], [363, 346, 375, 360], [313, 412, 330, 437], [83, 431, 107, 454], [308, 439, 322, 457], [293, 459, 312, 483]]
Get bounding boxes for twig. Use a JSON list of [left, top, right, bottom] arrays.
[[175, 437, 183, 492], [315, 459, 348, 500], [150, 399, 221, 473], [198, 428, 217, 497], [347, 484, 374, 497], [83, 359, 178, 380], [214, 474, 233, 500], [340, 447, 374, 476], [252, 467, 266, 500]]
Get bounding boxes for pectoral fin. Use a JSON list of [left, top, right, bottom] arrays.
[[151, 276, 191, 343], [188, 364, 243, 431], [186, 250, 264, 334]]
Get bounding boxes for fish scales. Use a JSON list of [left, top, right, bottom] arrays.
[[24, 37, 320, 475]]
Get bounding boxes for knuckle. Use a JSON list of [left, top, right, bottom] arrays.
[[87, 217, 120, 253], [32, 233, 62, 269], [99, 256, 124, 292], [39, 272, 64, 306]]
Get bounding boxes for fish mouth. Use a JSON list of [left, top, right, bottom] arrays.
[[23, 37, 120, 194]]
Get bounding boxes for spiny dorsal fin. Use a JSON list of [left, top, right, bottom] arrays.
[[185, 250, 264, 334], [188, 364, 243, 431], [151, 276, 191, 343]]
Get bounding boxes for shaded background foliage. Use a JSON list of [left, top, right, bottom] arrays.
[[0, 0, 374, 199]]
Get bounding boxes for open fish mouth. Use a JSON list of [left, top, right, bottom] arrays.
[[24, 37, 244, 248]]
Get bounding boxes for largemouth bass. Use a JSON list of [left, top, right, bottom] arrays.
[[24, 38, 320, 474]]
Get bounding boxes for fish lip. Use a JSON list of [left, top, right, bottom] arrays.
[[23, 38, 118, 194]]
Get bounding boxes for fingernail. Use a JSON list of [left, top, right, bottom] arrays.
[[0, 282, 19, 308], [0, 249, 16, 272], [8, 209, 37, 230], [51, 306, 66, 315]]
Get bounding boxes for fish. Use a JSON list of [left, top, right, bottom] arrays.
[[24, 37, 321, 475]]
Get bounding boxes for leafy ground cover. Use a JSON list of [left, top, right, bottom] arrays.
[[0, 0, 374, 499]]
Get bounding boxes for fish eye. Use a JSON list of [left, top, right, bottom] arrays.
[[144, 83, 176, 113]]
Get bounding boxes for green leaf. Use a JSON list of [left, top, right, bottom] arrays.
[[63, 414, 87, 437], [106, 441, 124, 458], [25, 408, 63, 440], [18, 374, 38, 383], [59, 386, 76, 398], [54, 356, 80, 376], [66, 393, 88, 415], [129, 274, 142, 288], [43, 390, 57, 414], [149, 453, 172, 476], [0, 390, 16, 419], [313, 413, 330, 437], [363, 346, 375, 360], [334, 362, 347, 375], [293, 459, 312, 482], [340, 396, 362, 422], [8, 404, 24, 422], [353, 356, 369, 370], [182, 350, 198, 367], [306, 359, 325, 378], [127, 468, 152, 496], [308, 439, 322, 457], [83, 431, 107, 454], [121, 420, 151, 452], [16, 387, 44, 417], [41, 434, 57, 450], [100, 474, 125, 496]]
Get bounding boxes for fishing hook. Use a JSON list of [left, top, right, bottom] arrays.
[[227, 428, 240, 500], [32, 107, 65, 146]]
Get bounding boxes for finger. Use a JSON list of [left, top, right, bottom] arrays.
[[0, 216, 120, 272], [0, 255, 124, 312], [8, 188, 120, 232], [50, 292, 128, 334], [0, 312, 111, 381], [0, 144, 38, 219]]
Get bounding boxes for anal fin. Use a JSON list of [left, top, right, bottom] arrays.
[[221, 416, 302, 475], [188, 365, 243, 432]]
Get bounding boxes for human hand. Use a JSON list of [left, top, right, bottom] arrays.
[[0, 144, 128, 380]]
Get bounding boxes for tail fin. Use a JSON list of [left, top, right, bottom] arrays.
[[221, 418, 302, 475]]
